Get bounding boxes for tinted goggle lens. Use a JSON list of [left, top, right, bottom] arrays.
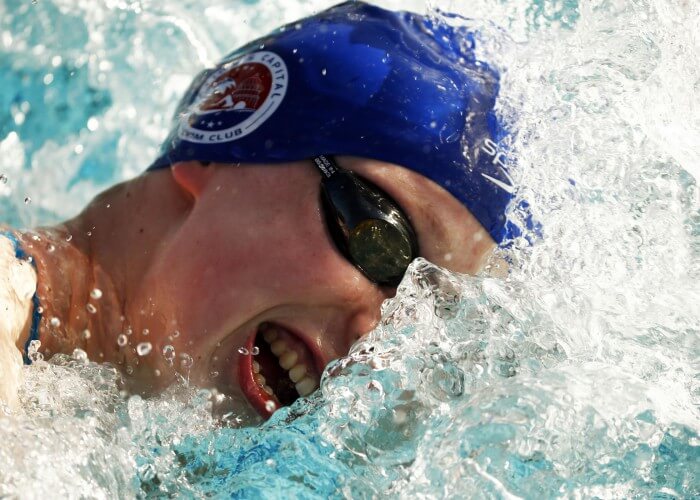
[[313, 155, 418, 286], [348, 220, 414, 285]]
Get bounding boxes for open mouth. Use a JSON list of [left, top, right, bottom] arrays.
[[238, 322, 322, 418]]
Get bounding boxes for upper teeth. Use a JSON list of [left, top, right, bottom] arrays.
[[260, 327, 319, 397]]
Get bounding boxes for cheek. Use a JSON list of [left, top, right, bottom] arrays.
[[155, 199, 328, 318]]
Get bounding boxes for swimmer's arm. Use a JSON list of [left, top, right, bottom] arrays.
[[0, 231, 37, 409]]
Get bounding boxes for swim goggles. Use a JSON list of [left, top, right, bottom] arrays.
[[312, 155, 419, 287]]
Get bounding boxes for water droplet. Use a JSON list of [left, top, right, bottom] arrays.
[[321, 68, 327, 76], [162, 345, 176, 361], [142, 328, 149, 336], [24, 196, 31, 204], [136, 342, 152, 356], [265, 400, 277, 413], [71, 348, 88, 362], [82, 329, 91, 339], [86, 303, 97, 314], [237, 347, 249, 355], [0, 174, 7, 184], [90, 288, 102, 299], [49, 316, 61, 327], [251, 346, 260, 355], [28, 339, 42, 362], [117, 334, 128, 347], [180, 353, 193, 369]]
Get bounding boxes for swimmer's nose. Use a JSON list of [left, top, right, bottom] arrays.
[[347, 309, 382, 345], [341, 283, 396, 349]]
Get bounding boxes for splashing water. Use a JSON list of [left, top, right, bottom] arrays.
[[0, 0, 698, 497]]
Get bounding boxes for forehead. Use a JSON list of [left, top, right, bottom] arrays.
[[335, 156, 496, 276]]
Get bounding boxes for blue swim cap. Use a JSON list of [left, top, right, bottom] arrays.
[[149, 1, 527, 243]]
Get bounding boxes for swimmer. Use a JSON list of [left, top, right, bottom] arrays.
[[0, 1, 525, 417]]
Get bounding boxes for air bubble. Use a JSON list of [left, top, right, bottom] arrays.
[[251, 346, 260, 355], [117, 334, 128, 347], [86, 303, 97, 314], [126, 365, 134, 375], [321, 68, 327, 76], [65, 234, 73, 242], [82, 329, 91, 339], [49, 317, 61, 327], [136, 342, 152, 356], [0, 174, 7, 184], [142, 328, 149, 336], [47, 244, 55, 252], [90, 288, 103, 299], [238, 347, 249, 355], [24, 196, 31, 204], [172, 330, 180, 338], [265, 400, 277, 413]]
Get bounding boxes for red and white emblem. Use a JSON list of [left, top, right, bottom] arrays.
[[178, 51, 288, 144]]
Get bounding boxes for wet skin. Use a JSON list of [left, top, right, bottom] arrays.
[[16, 157, 496, 413]]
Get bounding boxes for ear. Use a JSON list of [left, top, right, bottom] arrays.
[[171, 161, 214, 200]]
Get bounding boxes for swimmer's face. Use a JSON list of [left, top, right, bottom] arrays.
[[123, 157, 495, 417]]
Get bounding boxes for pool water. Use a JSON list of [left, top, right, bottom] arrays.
[[1, 0, 698, 498]]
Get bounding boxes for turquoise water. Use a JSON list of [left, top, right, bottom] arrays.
[[1, 0, 698, 498]]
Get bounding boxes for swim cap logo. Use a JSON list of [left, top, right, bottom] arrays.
[[178, 51, 288, 144]]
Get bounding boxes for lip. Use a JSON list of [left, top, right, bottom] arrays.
[[237, 322, 327, 419]]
